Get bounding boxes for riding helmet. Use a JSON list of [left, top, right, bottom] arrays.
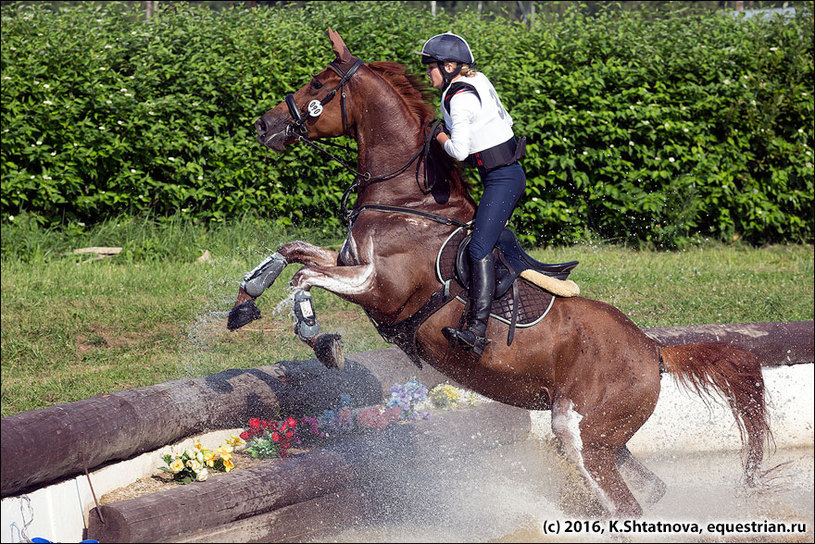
[[415, 32, 475, 65]]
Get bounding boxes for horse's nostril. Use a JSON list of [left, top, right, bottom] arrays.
[[255, 118, 267, 135]]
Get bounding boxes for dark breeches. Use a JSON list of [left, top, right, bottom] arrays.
[[469, 161, 526, 261]]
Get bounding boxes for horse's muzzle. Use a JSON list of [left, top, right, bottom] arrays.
[[255, 116, 287, 151]]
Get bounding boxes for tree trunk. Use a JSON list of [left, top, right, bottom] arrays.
[[87, 403, 531, 543], [644, 321, 814, 366]]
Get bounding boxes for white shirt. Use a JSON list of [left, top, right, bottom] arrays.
[[441, 72, 515, 162]]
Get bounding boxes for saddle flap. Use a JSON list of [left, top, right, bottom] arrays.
[[454, 236, 515, 300], [437, 227, 557, 330]]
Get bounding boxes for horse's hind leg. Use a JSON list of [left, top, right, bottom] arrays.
[[616, 445, 666, 506], [551, 397, 643, 518], [581, 445, 642, 517]]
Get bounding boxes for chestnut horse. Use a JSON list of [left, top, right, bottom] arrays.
[[233, 29, 770, 517]]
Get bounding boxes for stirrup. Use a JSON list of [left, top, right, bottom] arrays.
[[442, 326, 490, 357]]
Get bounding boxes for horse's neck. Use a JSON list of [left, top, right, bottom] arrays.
[[353, 105, 424, 195], [351, 84, 472, 215]]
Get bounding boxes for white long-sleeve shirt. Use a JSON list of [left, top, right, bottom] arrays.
[[441, 72, 515, 162]]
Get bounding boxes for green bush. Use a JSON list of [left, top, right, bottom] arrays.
[[2, 1, 812, 247]]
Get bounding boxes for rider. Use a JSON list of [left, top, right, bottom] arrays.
[[416, 32, 527, 358]]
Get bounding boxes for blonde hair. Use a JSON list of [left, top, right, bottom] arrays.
[[459, 64, 477, 77], [444, 62, 477, 78]]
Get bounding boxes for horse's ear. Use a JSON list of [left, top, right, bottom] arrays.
[[328, 27, 353, 64]]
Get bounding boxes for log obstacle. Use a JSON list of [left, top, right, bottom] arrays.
[[86, 402, 531, 543], [0, 349, 446, 498], [644, 320, 814, 366]]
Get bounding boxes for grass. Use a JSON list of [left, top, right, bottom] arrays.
[[1, 215, 813, 417]]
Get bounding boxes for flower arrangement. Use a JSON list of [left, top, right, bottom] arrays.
[[157, 380, 482, 483], [384, 378, 429, 421], [240, 416, 325, 459], [238, 380, 429, 460], [428, 383, 462, 409], [159, 437, 242, 484]]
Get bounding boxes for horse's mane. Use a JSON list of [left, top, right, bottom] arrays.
[[367, 61, 436, 125], [366, 61, 472, 195]]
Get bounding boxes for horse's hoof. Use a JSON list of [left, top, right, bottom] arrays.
[[227, 300, 262, 330], [314, 334, 344, 370]]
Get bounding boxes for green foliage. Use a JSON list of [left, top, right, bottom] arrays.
[[1, 1, 812, 247]]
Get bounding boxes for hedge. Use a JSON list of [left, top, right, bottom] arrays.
[[1, 1, 812, 247]]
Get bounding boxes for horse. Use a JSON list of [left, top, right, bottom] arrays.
[[231, 28, 771, 518]]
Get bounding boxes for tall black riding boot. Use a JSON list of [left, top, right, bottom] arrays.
[[442, 253, 495, 357]]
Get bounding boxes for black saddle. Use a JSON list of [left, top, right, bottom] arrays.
[[454, 228, 579, 299]]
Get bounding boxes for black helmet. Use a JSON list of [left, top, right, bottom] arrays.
[[415, 32, 475, 65]]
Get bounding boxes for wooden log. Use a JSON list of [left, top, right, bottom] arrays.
[[1, 357, 397, 498], [644, 320, 814, 366], [166, 488, 371, 544], [87, 402, 531, 543]]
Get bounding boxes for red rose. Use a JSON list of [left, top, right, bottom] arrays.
[[248, 418, 261, 429]]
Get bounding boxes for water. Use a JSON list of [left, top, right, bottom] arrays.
[[311, 365, 814, 543], [318, 440, 813, 543]]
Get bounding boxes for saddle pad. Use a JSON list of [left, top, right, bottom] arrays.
[[436, 228, 555, 328]]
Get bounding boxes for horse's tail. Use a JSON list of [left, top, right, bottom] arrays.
[[659, 341, 773, 486]]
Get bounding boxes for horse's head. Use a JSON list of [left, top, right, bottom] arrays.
[[255, 28, 363, 151]]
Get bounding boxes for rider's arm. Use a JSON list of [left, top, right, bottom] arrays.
[[438, 92, 480, 162]]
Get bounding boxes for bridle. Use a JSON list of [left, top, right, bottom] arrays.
[[279, 57, 471, 230], [284, 57, 364, 140]]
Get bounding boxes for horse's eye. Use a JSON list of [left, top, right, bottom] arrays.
[[310, 78, 323, 90]]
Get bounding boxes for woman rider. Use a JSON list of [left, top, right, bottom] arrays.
[[416, 32, 527, 358]]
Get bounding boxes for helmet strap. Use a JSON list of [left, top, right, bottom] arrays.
[[438, 61, 462, 92]]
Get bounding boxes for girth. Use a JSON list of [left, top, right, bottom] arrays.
[[369, 288, 455, 369]]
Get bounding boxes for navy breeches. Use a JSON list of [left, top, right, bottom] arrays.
[[469, 162, 527, 261]]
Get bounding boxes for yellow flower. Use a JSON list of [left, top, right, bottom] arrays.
[[196, 468, 209, 481], [227, 434, 245, 447], [204, 451, 216, 467], [223, 457, 234, 472], [193, 440, 204, 451], [169, 458, 184, 473], [217, 445, 233, 457]]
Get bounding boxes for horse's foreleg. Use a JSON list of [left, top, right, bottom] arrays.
[[616, 445, 666, 506], [238, 241, 340, 302], [227, 241, 340, 331]]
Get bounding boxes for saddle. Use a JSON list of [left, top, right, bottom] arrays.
[[370, 227, 579, 368], [436, 227, 579, 345]]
